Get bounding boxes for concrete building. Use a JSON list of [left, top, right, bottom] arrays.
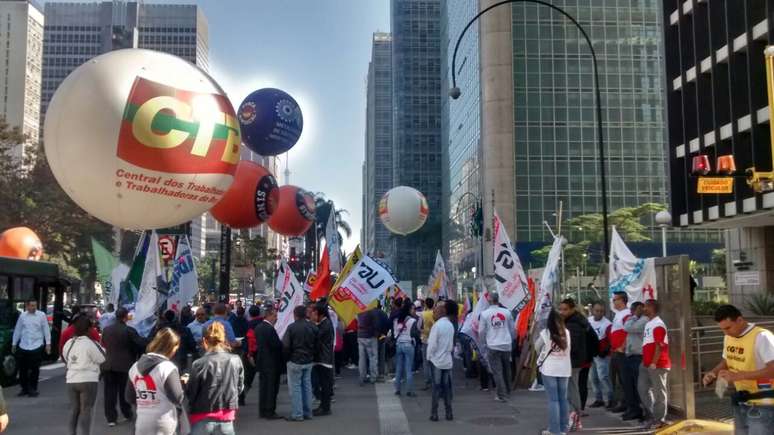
[[0, 0, 43, 166], [662, 1, 774, 307], [41, 1, 210, 256], [362, 32, 393, 258], [390, 0, 443, 287]]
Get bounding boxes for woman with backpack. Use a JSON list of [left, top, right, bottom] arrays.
[[392, 299, 419, 396], [536, 309, 572, 435], [62, 315, 106, 435]]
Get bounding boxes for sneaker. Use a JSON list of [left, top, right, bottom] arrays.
[[540, 431, 552, 435], [480, 387, 489, 392], [529, 384, 545, 392], [108, 422, 117, 427], [611, 405, 627, 413], [494, 396, 507, 403]]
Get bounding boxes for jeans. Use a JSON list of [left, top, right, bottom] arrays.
[[313, 365, 333, 411], [422, 343, 432, 386], [358, 337, 378, 382], [287, 361, 314, 419], [488, 349, 512, 399], [17, 346, 44, 393], [733, 402, 774, 435], [103, 370, 132, 423], [590, 356, 613, 402], [430, 363, 453, 416], [67, 382, 98, 435], [394, 342, 415, 394], [638, 366, 669, 422], [191, 419, 236, 435], [567, 368, 582, 412], [621, 354, 643, 415], [543, 374, 570, 434]]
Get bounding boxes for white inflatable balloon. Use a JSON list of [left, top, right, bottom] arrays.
[[44, 49, 241, 229], [378, 186, 429, 235]]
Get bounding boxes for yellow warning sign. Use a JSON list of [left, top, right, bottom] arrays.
[[697, 177, 734, 194]]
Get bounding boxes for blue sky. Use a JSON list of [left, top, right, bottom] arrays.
[[197, 0, 391, 251]]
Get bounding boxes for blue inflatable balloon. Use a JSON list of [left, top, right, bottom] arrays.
[[237, 88, 303, 156]]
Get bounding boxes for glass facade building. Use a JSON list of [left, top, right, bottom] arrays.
[[390, 0, 443, 287]]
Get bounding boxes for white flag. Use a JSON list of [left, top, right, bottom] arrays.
[[165, 236, 198, 312], [492, 210, 530, 312], [326, 208, 342, 273], [535, 236, 564, 323], [460, 283, 491, 367], [336, 255, 397, 310], [108, 263, 130, 307], [427, 250, 449, 299], [129, 231, 167, 336], [608, 227, 657, 306], [275, 259, 305, 339]]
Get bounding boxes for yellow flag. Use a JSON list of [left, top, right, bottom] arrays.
[[328, 246, 377, 326]]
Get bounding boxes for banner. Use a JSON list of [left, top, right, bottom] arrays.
[[492, 210, 530, 312], [119, 231, 151, 306], [129, 231, 168, 336], [325, 207, 342, 273], [535, 236, 564, 323], [274, 259, 305, 339], [460, 282, 490, 367], [609, 227, 658, 306], [303, 269, 316, 294], [165, 236, 198, 312], [91, 238, 119, 304], [310, 245, 332, 301], [427, 250, 449, 299], [336, 255, 396, 308], [328, 246, 372, 326]]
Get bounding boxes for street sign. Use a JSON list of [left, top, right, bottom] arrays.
[[697, 177, 734, 194], [735, 271, 760, 286]]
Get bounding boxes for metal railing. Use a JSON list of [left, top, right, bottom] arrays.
[[691, 320, 774, 390]]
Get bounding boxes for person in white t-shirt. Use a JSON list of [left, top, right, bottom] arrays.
[[62, 315, 106, 435], [535, 309, 572, 435], [588, 302, 613, 408], [479, 293, 515, 402]]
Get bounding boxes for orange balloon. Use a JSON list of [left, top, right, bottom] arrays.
[[0, 227, 43, 260], [211, 161, 279, 229], [267, 185, 316, 236]]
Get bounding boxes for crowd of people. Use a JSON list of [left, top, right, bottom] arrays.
[[6, 290, 774, 435]]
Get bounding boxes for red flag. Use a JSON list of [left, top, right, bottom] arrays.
[[516, 278, 537, 346], [310, 244, 332, 300]]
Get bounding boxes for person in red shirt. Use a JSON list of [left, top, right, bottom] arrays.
[[59, 313, 100, 355], [638, 299, 670, 430]]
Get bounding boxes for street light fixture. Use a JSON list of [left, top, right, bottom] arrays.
[[449, 0, 611, 258], [655, 210, 672, 258]]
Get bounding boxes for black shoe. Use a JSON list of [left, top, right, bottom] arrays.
[[622, 413, 643, 421], [611, 405, 627, 413], [17, 390, 28, 397], [313, 408, 331, 417], [238, 397, 246, 406], [605, 401, 617, 410], [406, 392, 416, 397], [27, 391, 39, 397], [421, 384, 431, 391], [264, 413, 282, 420], [429, 414, 439, 422], [445, 411, 453, 421], [394, 391, 401, 396], [589, 400, 605, 408]]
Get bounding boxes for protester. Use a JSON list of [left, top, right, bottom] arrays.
[[334, 316, 346, 378], [638, 299, 671, 430], [559, 298, 594, 430], [392, 299, 419, 397], [375, 301, 390, 382], [12, 298, 51, 397], [427, 300, 455, 422], [418, 297, 436, 390], [180, 305, 195, 328], [101, 307, 147, 426], [150, 309, 198, 371], [311, 300, 335, 416], [283, 305, 318, 421], [621, 301, 647, 421], [588, 301, 613, 408], [357, 306, 380, 385], [254, 305, 283, 419], [479, 292, 515, 402], [187, 307, 209, 356], [127, 328, 184, 435], [702, 304, 774, 435], [185, 321, 245, 434], [536, 309, 572, 435], [343, 319, 358, 369], [231, 306, 249, 339], [0, 385, 7, 433], [240, 305, 262, 406], [608, 291, 631, 412], [204, 303, 241, 349], [60, 309, 101, 355], [62, 315, 106, 435], [99, 303, 117, 331]]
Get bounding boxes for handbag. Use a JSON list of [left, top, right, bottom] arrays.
[[386, 321, 408, 359]]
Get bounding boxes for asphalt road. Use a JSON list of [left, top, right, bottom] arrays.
[[3, 362, 650, 435]]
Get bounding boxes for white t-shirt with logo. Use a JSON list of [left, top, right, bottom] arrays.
[[537, 328, 572, 378], [479, 306, 514, 352]]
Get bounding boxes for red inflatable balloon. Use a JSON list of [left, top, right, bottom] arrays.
[[267, 185, 316, 236], [0, 227, 43, 260], [211, 161, 279, 229]]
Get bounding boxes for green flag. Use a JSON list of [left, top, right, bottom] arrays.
[[91, 238, 118, 301], [120, 231, 151, 305]]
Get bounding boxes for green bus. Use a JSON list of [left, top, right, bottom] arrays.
[[0, 257, 73, 386]]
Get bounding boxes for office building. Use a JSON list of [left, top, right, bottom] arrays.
[[0, 0, 43, 166], [663, 0, 774, 303], [390, 0, 443, 288], [362, 32, 393, 258]]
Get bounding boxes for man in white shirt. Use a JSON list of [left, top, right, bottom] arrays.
[[427, 300, 456, 422], [12, 299, 51, 397], [479, 293, 515, 402]]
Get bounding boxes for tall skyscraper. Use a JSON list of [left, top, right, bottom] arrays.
[[362, 32, 393, 258], [390, 0, 442, 288], [0, 0, 43, 165], [41, 1, 210, 255], [441, 0, 722, 281]]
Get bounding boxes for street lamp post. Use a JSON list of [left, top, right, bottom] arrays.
[[449, 0, 611, 259], [655, 210, 672, 258]]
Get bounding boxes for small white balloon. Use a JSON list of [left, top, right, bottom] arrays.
[[44, 49, 241, 230], [379, 186, 429, 235]]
